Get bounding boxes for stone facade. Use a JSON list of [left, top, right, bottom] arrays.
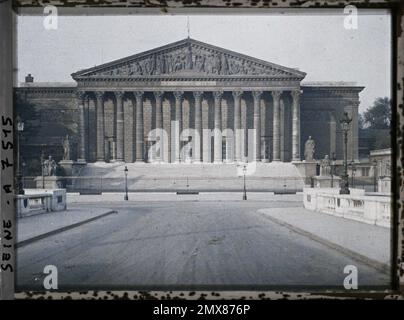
[[300, 83, 362, 161], [15, 38, 363, 168]]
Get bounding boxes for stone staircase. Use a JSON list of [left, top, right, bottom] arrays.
[[70, 162, 305, 193]]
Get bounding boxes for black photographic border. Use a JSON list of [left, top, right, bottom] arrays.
[[0, 0, 402, 300]]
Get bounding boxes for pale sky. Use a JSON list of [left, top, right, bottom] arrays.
[[16, 9, 392, 113]]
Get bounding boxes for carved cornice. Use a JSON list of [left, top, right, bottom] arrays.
[[14, 87, 75, 96], [75, 75, 304, 83], [301, 86, 365, 95]]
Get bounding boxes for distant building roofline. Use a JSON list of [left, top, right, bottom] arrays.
[[17, 82, 77, 88], [370, 148, 391, 156], [301, 81, 360, 87]]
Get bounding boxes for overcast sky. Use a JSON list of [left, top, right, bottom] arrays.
[[16, 9, 391, 113]]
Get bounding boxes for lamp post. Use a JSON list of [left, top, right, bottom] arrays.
[[124, 166, 128, 201], [372, 159, 378, 192], [339, 112, 352, 195], [330, 152, 336, 188], [242, 165, 247, 201], [16, 116, 24, 195], [22, 161, 26, 190]]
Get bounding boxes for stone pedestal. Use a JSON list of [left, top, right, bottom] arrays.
[[59, 160, 74, 176], [59, 160, 87, 177], [292, 161, 317, 185], [313, 175, 341, 188], [34, 176, 64, 189], [378, 176, 391, 193], [16, 188, 67, 218]]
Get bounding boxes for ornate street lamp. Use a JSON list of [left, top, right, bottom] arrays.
[[339, 112, 352, 195], [16, 116, 25, 195], [124, 166, 128, 201], [242, 164, 247, 200], [22, 161, 26, 190], [330, 152, 336, 188]]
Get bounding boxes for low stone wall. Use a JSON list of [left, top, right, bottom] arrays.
[[16, 189, 67, 218], [303, 188, 391, 228]]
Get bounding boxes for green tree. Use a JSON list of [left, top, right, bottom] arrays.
[[358, 97, 391, 154], [362, 97, 391, 129], [14, 92, 39, 144], [358, 113, 365, 130]]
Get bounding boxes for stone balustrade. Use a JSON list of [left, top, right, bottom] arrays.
[[16, 189, 67, 218], [303, 187, 391, 228]]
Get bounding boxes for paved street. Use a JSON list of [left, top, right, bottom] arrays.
[[16, 198, 390, 290]]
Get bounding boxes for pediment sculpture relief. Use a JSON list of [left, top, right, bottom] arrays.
[[90, 45, 290, 77]]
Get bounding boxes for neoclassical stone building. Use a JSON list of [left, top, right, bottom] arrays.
[[16, 38, 363, 168]]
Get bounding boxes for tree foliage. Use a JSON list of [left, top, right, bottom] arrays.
[[14, 92, 39, 140], [358, 97, 391, 153], [362, 97, 391, 129]]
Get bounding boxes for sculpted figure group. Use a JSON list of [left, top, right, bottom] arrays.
[[100, 45, 284, 77], [43, 156, 57, 176]]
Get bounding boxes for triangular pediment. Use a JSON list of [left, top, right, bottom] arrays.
[[72, 38, 306, 79]]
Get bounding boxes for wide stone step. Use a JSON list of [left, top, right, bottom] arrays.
[[68, 162, 305, 192]]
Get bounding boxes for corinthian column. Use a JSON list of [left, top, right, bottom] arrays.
[[174, 91, 184, 162], [154, 91, 164, 162], [213, 91, 223, 163], [351, 102, 359, 161], [253, 91, 263, 162], [135, 91, 144, 162], [233, 91, 243, 162], [76, 91, 86, 163], [95, 91, 105, 162], [154, 91, 164, 130], [115, 91, 125, 162], [291, 90, 301, 161], [84, 96, 90, 161], [272, 91, 282, 162], [194, 91, 203, 163]]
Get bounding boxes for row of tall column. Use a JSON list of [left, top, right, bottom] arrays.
[[75, 89, 301, 163]]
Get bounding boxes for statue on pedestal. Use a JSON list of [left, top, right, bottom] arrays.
[[320, 155, 331, 176], [380, 160, 391, 177], [62, 135, 71, 161], [43, 155, 57, 176], [183, 138, 193, 162], [304, 136, 316, 161]]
